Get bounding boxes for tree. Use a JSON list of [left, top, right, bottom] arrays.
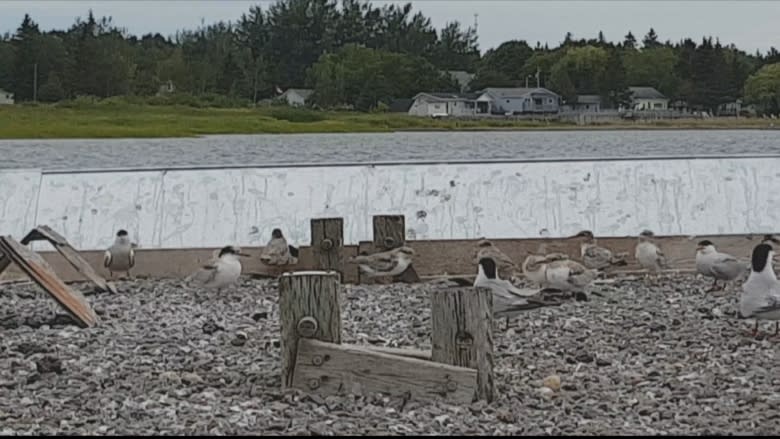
[[623, 31, 636, 49], [477, 40, 533, 83], [624, 46, 680, 98], [11, 14, 41, 101], [744, 63, 780, 115], [37, 71, 65, 102], [643, 28, 660, 49], [548, 45, 609, 97], [431, 21, 479, 71]]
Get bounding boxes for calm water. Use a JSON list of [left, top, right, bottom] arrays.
[[1, 130, 778, 171]]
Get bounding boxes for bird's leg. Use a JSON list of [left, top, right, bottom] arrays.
[[505, 317, 510, 331], [753, 321, 759, 338]]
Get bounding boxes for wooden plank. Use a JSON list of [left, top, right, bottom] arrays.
[[292, 338, 478, 405], [310, 218, 346, 281], [430, 286, 494, 403], [363, 345, 432, 361], [0, 237, 99, 328], [21, 226, 117, 294], [364, 215, 421, 284], [279, 271, 342, 389], [0, 251, 10, 275]]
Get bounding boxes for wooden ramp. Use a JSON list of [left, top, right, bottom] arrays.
[[0, 236, 99, 328]]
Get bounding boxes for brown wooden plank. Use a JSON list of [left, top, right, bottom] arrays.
[[279, 271, 342, 389], [430, 286, 494, 403], [0, 251, 11, 275], [310, 218, 346, 281], [0, 237, 98, 328], [292, 338, 478, 405], [372, 215, 406, 250], [363, 345, 432, 361]]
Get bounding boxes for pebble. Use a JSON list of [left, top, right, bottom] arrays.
[[0, 273, 777, 435]]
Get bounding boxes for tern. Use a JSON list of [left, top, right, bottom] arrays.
[[740, 242, 780, 338], [349, 246, 415, 278], [187, 245, 250, 292], [695, 240, 744, 292], [103, 229, 135, 279], [260, 228, 299, 266]]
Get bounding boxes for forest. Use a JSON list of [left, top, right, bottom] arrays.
[[1, 0, 779, 114]]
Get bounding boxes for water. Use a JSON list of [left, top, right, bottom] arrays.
[[1, 129, 778, 171]]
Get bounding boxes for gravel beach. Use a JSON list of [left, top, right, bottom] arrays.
[[1, 273, 778, 435]]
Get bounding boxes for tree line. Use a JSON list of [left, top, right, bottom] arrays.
[[0, 0, 778, 114]]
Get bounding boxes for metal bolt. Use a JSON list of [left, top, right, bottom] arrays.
[[384, 237, 396, 248], [456, 331, 473, 349], [446, 380, 457, 392], [297, 317, 318, 338], [308, 378, 320, 390], [312, 355, 324, 366], [321, 239, 333, 251]]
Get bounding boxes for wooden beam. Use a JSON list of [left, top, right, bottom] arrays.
[[292, 338, 478, 405], [21, 225, 117, 294], [0, 237, 99, 328], [430, 286, 494, 403], [366, 215, 421, 284], [363, 345, 432, 361], [310, 218, 346, 281], [278, 271, 342, 389]]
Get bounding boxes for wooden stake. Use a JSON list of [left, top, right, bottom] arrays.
[[370, 215, 420, 284], [430, 286, 495, 403], [279, 271, 341, 389], [310, 218, 344, 279]]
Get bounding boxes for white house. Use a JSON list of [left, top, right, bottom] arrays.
[[628, 86, 669, 110], [475, 87, 560, 115], [278, 88, 313, 107], [408, 92, 478, 117], [0, 88, 14, 105]]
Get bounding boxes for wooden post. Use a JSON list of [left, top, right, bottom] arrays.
[[310, 218, 344, 278], [279, 271, 341, 389], [371, 215, 420, 283], [430, 286, 495, 403]]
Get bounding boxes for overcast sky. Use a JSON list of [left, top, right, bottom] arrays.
[[2, 1, 778, 54]]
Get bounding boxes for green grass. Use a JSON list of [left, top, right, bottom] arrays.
[[0, 99, 776, 139]]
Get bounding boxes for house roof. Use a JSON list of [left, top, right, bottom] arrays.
[[389, 98, 414, 112], [576, 95, 601, 104], [413, 92, 479, 102], [628, 86, 667, 100], [479, 87, 560, 99], [283, 88, 314, 99]]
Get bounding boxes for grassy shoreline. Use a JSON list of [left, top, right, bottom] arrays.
[[1, 102, 777, 139]]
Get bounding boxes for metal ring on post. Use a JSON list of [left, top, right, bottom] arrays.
[[308, 378, 321, 390], [456, 331, 474, 349], [384, 237, 396, 248], [446, 380, 458, 392], [297, 316, 318, 338], [321, 239, 333, 251]]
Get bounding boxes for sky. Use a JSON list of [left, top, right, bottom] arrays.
[[1, 1, 779, 55]]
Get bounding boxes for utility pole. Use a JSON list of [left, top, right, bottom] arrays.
[[33, 62, 38, 102]]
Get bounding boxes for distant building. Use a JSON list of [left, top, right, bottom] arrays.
[[408, 92, 479, 117], [717, 99, 742, 116], [278, 88, 313, 107], [0, 88, 14, 105], [444, 70, 476, 93], [565, 95, 602, 112], [156, 80, 175, 96], [388, 98, 414, 113], [475, 87, 560, 115], [627, 86, 669, 110]]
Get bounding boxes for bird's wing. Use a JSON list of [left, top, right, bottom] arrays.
[[584, 245, 611, 261], [754, 292, 780, 315], [103, 250, 112, 268], [128, 248, 135, 268], [190, 264, 218, 286], [504, 281, 542, 297], [656, 247, 668, 266], [352, 252, 398, 272], [261, 238, 288, 263]]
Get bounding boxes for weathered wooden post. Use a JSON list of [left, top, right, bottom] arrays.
[[430, 286, 495, 403], [370, 214, 420, 283], [310, 218, 344, 277], [279, 271, 341, 389]]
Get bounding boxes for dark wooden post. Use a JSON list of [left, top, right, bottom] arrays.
[[370, 215, 420, 283], [430, 286, 495, 403], [310, 218, 344, 280], [279, 271, 341, 389]]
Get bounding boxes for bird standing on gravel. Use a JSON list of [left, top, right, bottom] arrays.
[[260, 228, 299, 266], [695, 240, 744, 292], [573, 230, 628, 270], [103, 229, 135, 279], [635, 230, 668, 274], [740, 242, 780, 338], [187, 245, 250, 292], [474, 238, 520, 281], [474, 256, 557, 329], [522, 252, 595, 301], [348, 246, 415, 278]]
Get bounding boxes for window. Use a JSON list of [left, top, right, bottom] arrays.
[[548, 98, 553, 104], [534, 98, 543, 106], [506, 99, 510, 103]]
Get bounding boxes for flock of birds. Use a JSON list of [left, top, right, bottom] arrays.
[[101, 226, 780, 339]]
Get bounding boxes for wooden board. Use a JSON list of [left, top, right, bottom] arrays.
[[292, 338, 478, 405], [364, 345, 432, 361], [0, 237, 99, 328], [310, 218, 346, 281], [21, 225, 117, 294]]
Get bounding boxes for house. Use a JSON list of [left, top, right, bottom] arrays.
[[444, 70, 476, 93], [278, 88, 313, 107], [717, 99, 742, 116], [628, 86, 669, 111], [156, 80, 175, 96], [475, 87, 560, 115], [565, 95, 602, 112], [408, 92, 478, 117], [0, 88, 13, 105]]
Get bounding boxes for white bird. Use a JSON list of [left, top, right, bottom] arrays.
[[474, 238, 520, 281], [260, 228, 299, 266], [544, 258, 598, 293], [103, 229, 135, 279], [573, 230, 628, 270], [474, 256, 557, 328], [740, 242, 780, 337], [634, 230, 668, 273], [349, 246, 415, 278], [187, 245, 250, 292], [695, 239, 744, 292]]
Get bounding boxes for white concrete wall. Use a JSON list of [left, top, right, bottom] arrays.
[[634, 98, 669, 110], [2, 156, 779, 251]]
